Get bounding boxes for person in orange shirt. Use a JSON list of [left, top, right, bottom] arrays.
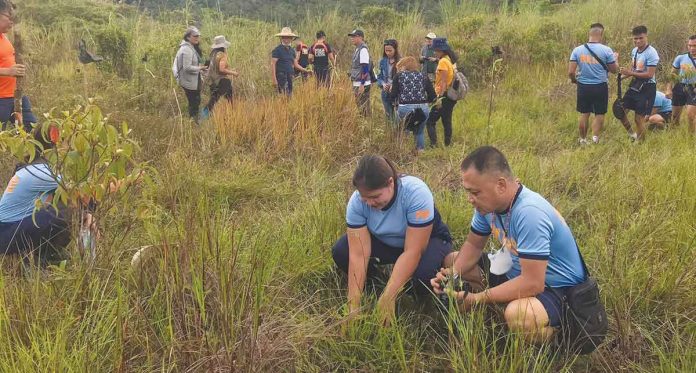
[[0, 4, 36, 131]]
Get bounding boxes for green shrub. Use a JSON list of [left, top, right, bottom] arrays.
[[360, 6, 400, 29], [94, 24, 133, 79]]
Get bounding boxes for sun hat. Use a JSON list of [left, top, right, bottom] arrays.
[[432, 37, 451, 51], [426, 32, 437, 39], [348, 29, 365, 38], [210, 35, 231, 49], [275, 27, 298, 38]]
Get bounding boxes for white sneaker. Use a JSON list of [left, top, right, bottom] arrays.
[[592, 136, 599, 144], [579, 138, 588, 145], [629, 133, 638, 142]]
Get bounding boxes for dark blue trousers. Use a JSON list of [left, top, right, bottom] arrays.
[[276, 71, 294, 96], [0, 209, 70, 259], [331, 233, 452, 296]]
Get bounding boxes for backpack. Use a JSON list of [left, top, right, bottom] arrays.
[[446, 68, 469, 101]]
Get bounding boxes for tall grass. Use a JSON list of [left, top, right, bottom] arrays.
[[1, 0, 694, 371]]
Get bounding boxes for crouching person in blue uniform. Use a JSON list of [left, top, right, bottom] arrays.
[[432, 146, 606, 351], [0, 124, 70, 265], [332, 155, 452, 324]]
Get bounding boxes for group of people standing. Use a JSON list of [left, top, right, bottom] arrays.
[[174, 26, 239, 124], [374, 33, 461, 151], [173, 26, 465, 153], [569, 24, 696, 144]]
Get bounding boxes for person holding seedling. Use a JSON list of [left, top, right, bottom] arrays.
[[618, 25, 659, 141], [665, 34, 696, 135], [568, 23, 618, 145], [331, 155, 453, 325], [431, 146, 606, 353], [0, 124, 70, 265]]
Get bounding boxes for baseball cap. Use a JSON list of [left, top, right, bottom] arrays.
[[348, 29, 365, 37]]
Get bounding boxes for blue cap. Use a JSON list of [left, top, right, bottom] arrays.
[[432, 37, 450, 51]]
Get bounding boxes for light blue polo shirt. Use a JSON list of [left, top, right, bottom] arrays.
[[346, 175, 450, 248], [671, 53, 696, 85], [631, 45, 659, 84], [569, 42, 616, 84], [470, 185, 585, 288], [654, 91, 672, 113], [0, 163, 59, 223]]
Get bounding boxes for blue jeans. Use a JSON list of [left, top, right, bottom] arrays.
[[381, 90, 396, 122], [397, 104, 430, 150]]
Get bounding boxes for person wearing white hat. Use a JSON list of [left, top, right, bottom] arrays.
[[205, 35, 239, 113], [174, 26, 207, 123], [420, 32, 438, 81], [271, 27, 309, 95]]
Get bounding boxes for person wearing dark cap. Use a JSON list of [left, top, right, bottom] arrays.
[[348, 29, 372, 116], [309, 31, 336, 87], [427, 38, 459, 147]]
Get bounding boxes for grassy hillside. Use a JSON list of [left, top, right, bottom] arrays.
[[0, 0, 694, 371]]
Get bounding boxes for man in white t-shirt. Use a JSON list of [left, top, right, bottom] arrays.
[[348, 29, 372, 116]]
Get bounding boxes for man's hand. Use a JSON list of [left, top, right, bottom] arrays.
[[7, 64, 26, 77], [384, 83, 392, 92], [453, 289, 476, 311], [428, 57, 437, 62], [199, 65, 208, 71], [430, 267, 453, 295], [619, 67, 632, 77], [376, 295, 396, 327]]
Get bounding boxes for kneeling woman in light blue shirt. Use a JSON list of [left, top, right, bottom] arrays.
[[331, 155, 452, 323]]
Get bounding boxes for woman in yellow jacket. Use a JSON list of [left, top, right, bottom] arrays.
[[426, 38, 458, 147]]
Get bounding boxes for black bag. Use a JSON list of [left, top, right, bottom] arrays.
[[558, 245, 608, 354], [612, 74, 625, 120], [402, 108, 426, 132], [628, 47, 648, 92]]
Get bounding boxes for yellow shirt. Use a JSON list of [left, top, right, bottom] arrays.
[[435, 56, 455, 96]]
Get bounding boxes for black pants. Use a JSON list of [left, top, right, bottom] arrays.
[[183, 88, 201, 122], [276, 71, 294, 96], [353, 84, 372, 117], [427, 97, 457, 146], [331, 233, 452, 297], [315, 68, 330, 87], [206, 79, 233, 111]]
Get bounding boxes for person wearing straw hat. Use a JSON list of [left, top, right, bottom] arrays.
[[271, 27, 309, 96], [174, 26, 207, 124], [204, 35, 239, 114], [420, 32, 438, 82]]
